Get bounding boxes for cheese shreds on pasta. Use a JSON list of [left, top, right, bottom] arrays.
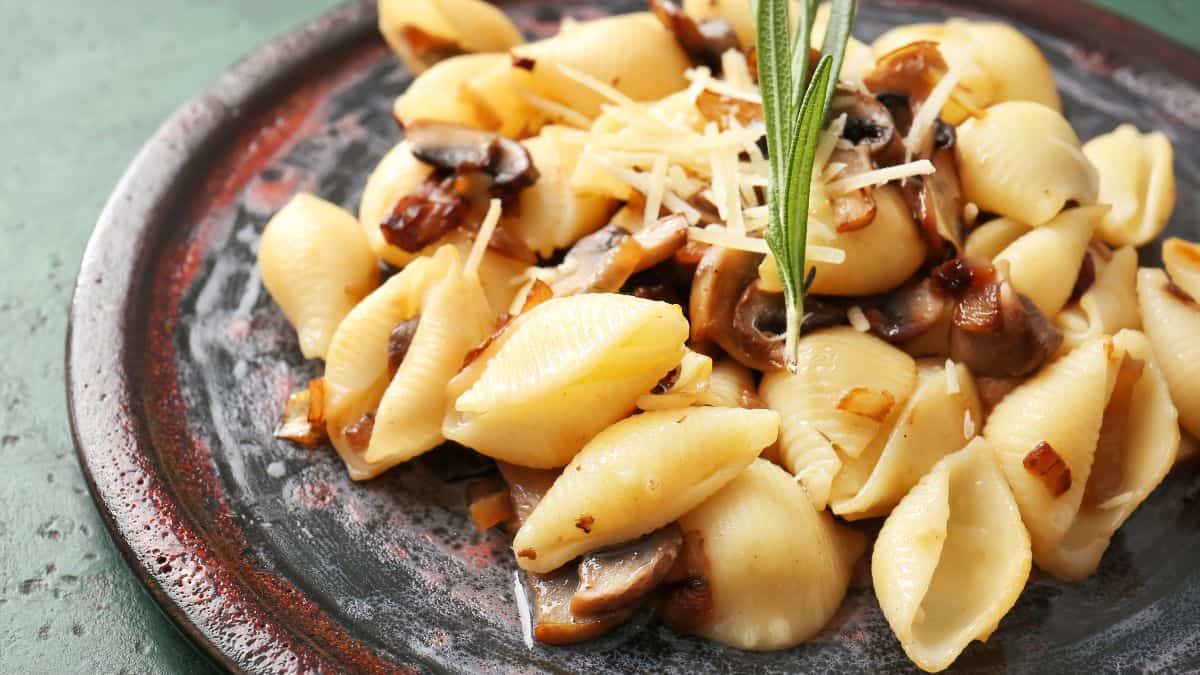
[[688, 226, 771, 254], [645, 155, 669, 227], [945, 358, 961, 395], [903, 66, 962, 160], [465, 198, 502, 278], [848, 306, 870, 332], [826, 160, 936, 195], [556, 63, 636, 107], [515, 88, 594, 129]]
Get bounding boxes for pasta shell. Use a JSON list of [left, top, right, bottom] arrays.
[[1082, 125, 1175, 247], [963, 217, 1031, 261], [1163, 237, 1200, 300], [462, 60, 543, 139], [364, 249, 494, 471], [676, 459, 864, 650], [831, 360, 983, 520], [510, 13, 691, 118], [873, 438, 1031, 673], [503, 127, 616, 257], [259, 193, 380, 360], [955, 101, 1098, 226], [994, 206, 1101, 317], [444, 294, 689, 468], [393, 53, 504, 130], [805, 185, 926, 297], [512, 407, 779, 573], [696, 359, 762, 409], [378, 0, 524, 74], [636, 350, 713, 411], [323, 247, 457, 479], [985, 331, 1179, 579], [1138, 267, 1200, 438], [1056, 246, 1140, 352], [760, 327, 918, 509]]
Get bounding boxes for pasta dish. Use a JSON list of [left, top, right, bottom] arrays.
[[255, 0, 1199, 670]]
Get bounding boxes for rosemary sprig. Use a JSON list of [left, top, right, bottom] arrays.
[[757, 0, 857, 370]]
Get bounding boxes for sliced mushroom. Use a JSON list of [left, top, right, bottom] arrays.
[[550, 225, 645, 296], [691, 246, 785, 371], [649, 0, 741, 72], [944, 260, 1064, 377], [657, 529, 715, 634], [903, 144, 966, 260], [829, 145, 877, 233], [632, 215, 689, 272], [866, 277, 952, 344], [572, 525, 683, 616], [405, 120, 539, 193], [864, 41, 949, 104], [834, 91, 896, 156], [380, 173, 469, 253]]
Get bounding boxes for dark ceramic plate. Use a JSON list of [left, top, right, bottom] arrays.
[[67, 0, 1200, 672]]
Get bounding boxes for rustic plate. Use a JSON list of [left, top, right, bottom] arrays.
[[67, 0, 1200, 672]]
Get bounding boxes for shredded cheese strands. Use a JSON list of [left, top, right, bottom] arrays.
[[591, 156, 703, 223], [903, 65, 962, 161], [556, 63, 636, 107], [465, 198, 502, 279], [945, 358, 961, 395], [848, 305, 870, 332], [514, 87, 593, 129], [826, 160, 936, 195], [644, 155, 669, 227], [687, 226, 846, 264]]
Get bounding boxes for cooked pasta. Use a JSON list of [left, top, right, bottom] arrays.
[[874, 438, 1031, 672], [512, 406, 779, 573], [984, 331, 1178, 580], [259, 193, 379, 359], [1082, 125, 1175, 247], [674, 459, 864, 649], [955, 101, 1098, 226], [257, 1, 1195, 667], [1137, 267, 1200, 438]]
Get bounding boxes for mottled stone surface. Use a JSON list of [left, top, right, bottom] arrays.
[[0, 1, 1195, 673]]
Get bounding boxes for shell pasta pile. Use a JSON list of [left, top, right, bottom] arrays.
[[258, 0, 1200, 671]]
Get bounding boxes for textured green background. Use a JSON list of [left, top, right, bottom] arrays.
[[0, 1, 1193, 673]]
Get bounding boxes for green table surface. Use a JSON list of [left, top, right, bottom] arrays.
[[0, 1, 1194, 672]]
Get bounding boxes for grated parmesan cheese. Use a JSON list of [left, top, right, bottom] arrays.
[[556, 63, 636, 107], [903, 66, 962, 161], [826, 160, 936, 196], [848, 306, 870, 332], [465, 198, 502, 278], [963, 201, 980, 227], [514, 87, 593, 129], [688, 226, 771, 254], [945, 358, 960, 395], [963, 410, 976, 439], [644, 155, 669, 227], [721, 49, 754, 92]]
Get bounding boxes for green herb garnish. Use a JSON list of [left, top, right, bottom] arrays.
[[757, 0, 857, 370]]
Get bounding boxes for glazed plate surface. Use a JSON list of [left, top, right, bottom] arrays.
[[68, 0, 1200, 672]]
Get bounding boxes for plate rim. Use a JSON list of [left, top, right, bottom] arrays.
[[66, 0, 1200, 673]]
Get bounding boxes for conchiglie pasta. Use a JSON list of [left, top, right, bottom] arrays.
[[993, 206, 1101, 317], [803, 185, 927, 297], [363, 249, 494, 472], [760, 327, 918, 509], [1056, 246, 1140, 352], [378, 0, 524, 74], [984, 331, 1179, 580], [675, 459, 864, 650], [831, 360, 983, 520], [955, 101, 1098, 226], [1162, 237, 1200, 300], [510, 13, 691, 118], [259, 193, 380, 360], [696, 359, 761, 409], [462, 60, 544, 139], [873, 438, 1031, 673], [1138, 267, 1200, 438], [962, 217, 1031, 261], [873, 20, 1059, 121], [636, 350, 713, 411], [323, 247, 459, 479], [512, 407, 779, 573], [1082, 125, 1175, 247], [392, 53, 504, 130], [443, 294, 689, 468], [358, 142, 433, 268], [503, 127, 616, 257]]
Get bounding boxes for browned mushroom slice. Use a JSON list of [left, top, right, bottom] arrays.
[[649, 0, 741, 72], [381, 173, 469, 252], [275, 378, 327, 448], [405, 120, 539, 193], [864, 41, 948, 103], [691, 245, 785, 371], [946, 262, 1063, 377], [632, 214, 689, 272], [572, 525, 683, 616], [549, 225, 646, 296], [524, 566, 639, 645], [829, 145, 877, 233], [975, 375, 1026, 415], [834, 91, 896, 156], [866, 277, 952, 344], [497, 461, 559, 527], [657, 529, 715, 634], [904, 144, 965, 260]]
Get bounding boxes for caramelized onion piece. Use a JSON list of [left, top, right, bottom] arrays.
[[275, 379, 327, 448], [1023, 441, 1072, 497], [405, 120, 539, 193], [649, 0, 741, 72], [837, 387, 895, 422], [467, 477, 515, 532], [573, 525, 684, 616], [381, 173, 469, 252], [387, 317, 421, 376]]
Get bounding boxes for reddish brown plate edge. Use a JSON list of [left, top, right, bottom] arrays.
[[65, 1, 1200, 674]]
